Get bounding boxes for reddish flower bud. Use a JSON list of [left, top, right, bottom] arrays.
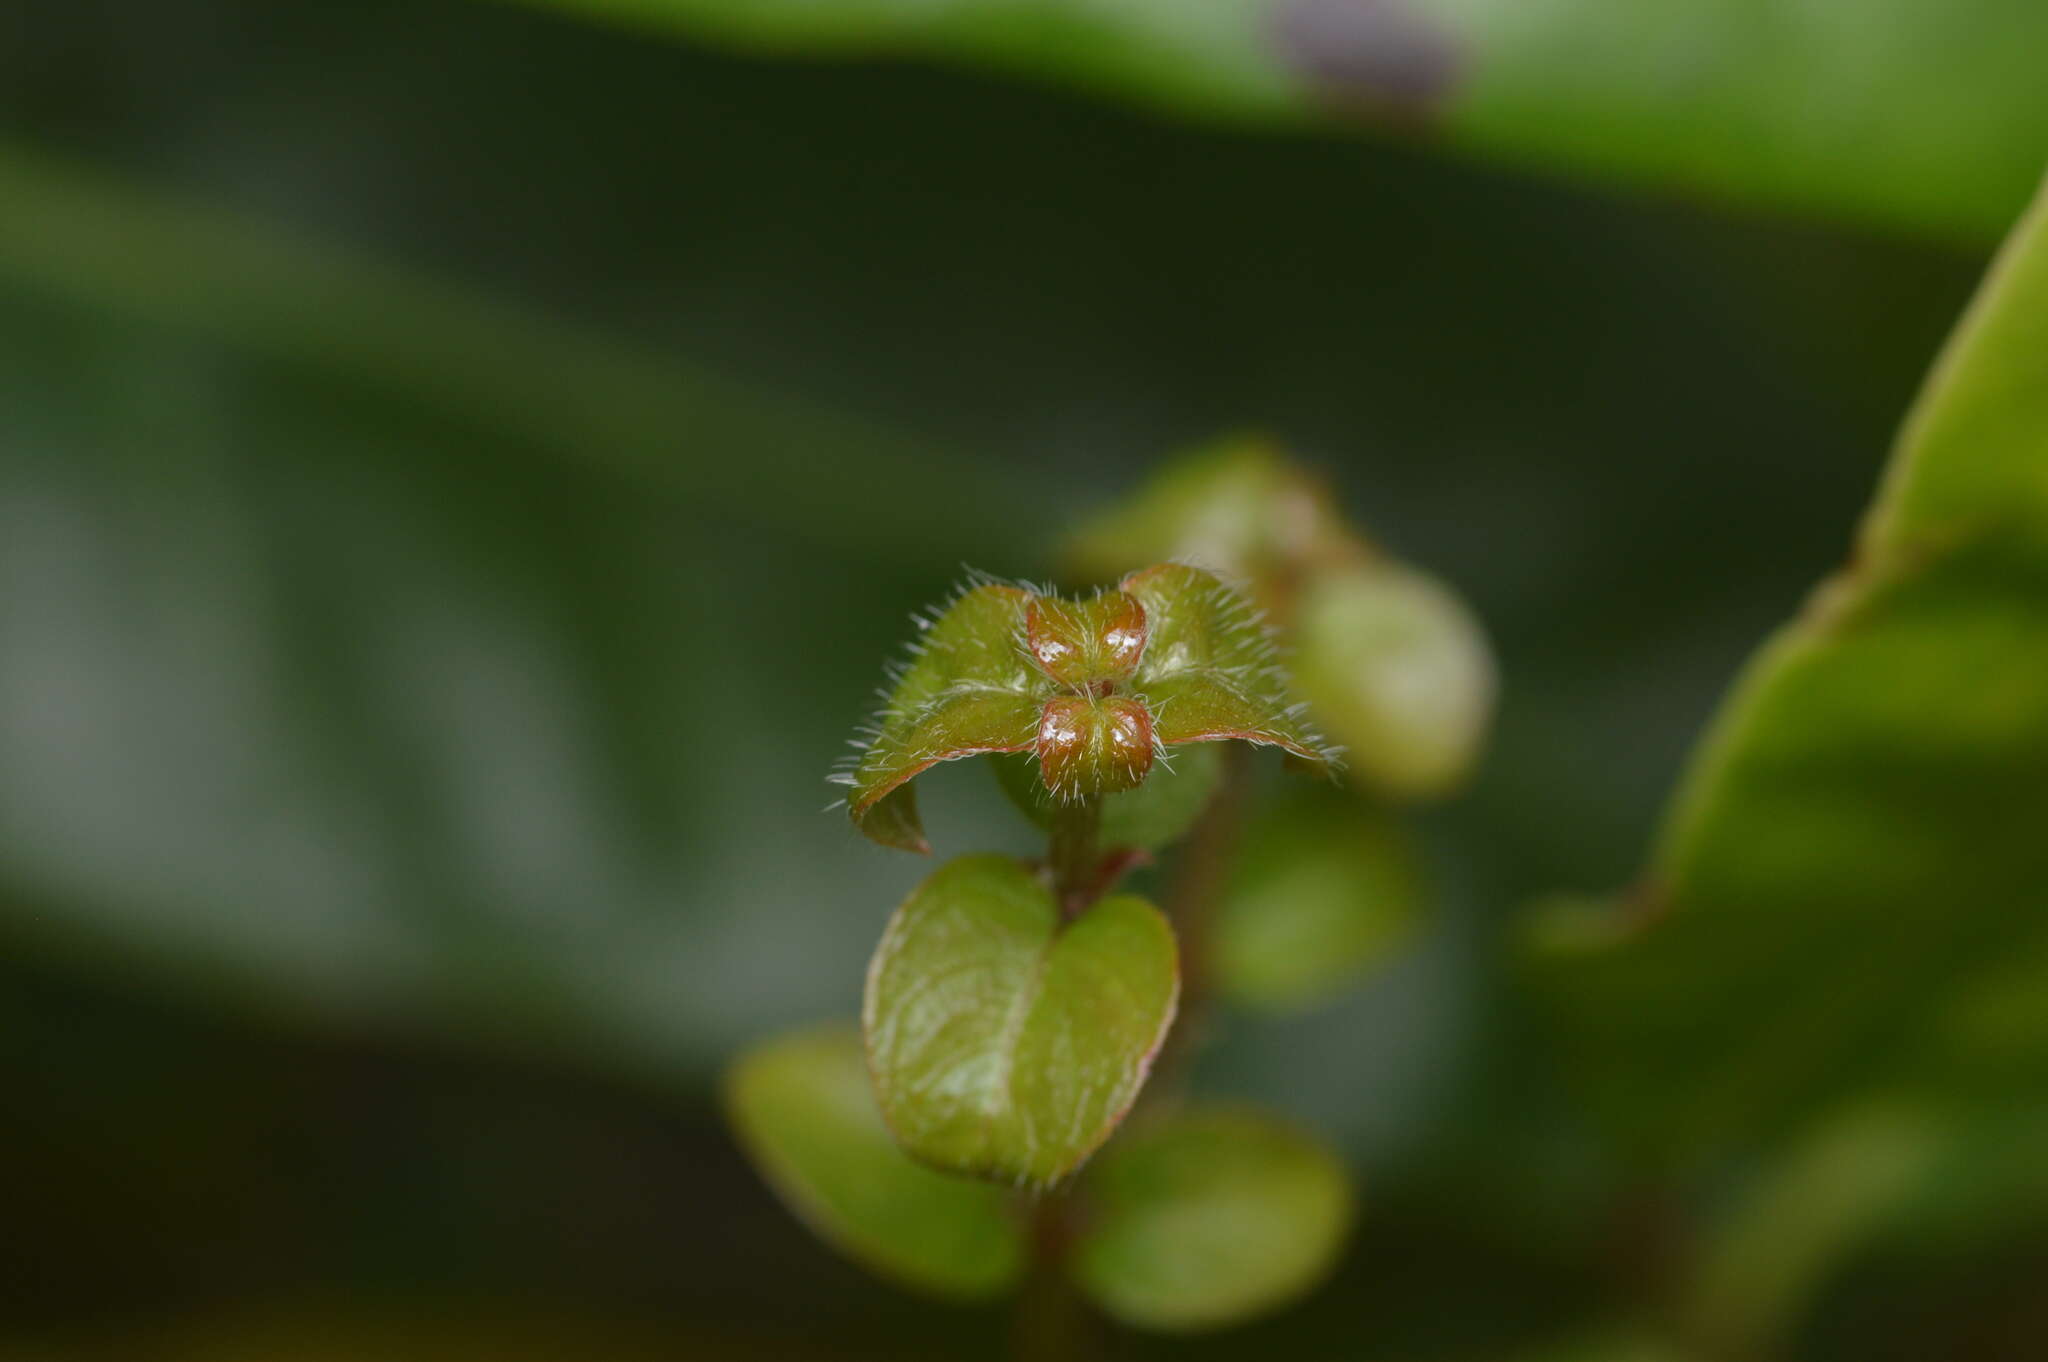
[[1036, 695, 1156, 800], [1026, 591, 1148, 689]]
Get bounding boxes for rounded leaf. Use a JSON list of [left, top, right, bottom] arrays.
[[1062, 435, 1346, 604], [1071, 1108, 1355, 1332], [864, 855, 1179, 1186], [1212, 786, 1424, 1010], [1291, 562, 1495, 799], [723, 1024, 1027, 1299]]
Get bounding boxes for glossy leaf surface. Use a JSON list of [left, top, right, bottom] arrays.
[[1035, 694, 1155, 800], [864, 855, 1178, 1184], [1533, 176, 2048, 1154], [1071, 1108, 1354, 1332], [1025, 590, 1147, 687], [502, 0, 2048, 241], [724, 1024, 1026, 1298], [1212, 786, 1423, 1010]]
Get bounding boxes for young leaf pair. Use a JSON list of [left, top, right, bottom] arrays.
[[836, 561, 1337, 855], [838, 563, 1338, 1186]]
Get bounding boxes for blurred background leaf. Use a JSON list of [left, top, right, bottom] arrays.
[[1210, 785, 1422, 1011], [499, 0, 2048, 241], [1533, 174, 2048, 1161], [1071, 1107, 1355, 1332], [725, 1024, 1025, 1299]]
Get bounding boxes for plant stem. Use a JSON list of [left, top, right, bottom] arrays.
[[1011, 1193, 1095, 1362], [1151, 742, 1254, 1093], [1046, 796, 1103, 921], [1010, 800, 1110, 1362]]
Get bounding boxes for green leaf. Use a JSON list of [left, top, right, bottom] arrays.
[[1063, 435, 1338, 600], [1211, 785, 1423, 1010], [1100, 740, 1225, 851], [1682, 1102, 1944, 1358], [1069, 1107, 1355, 1332], [990, 741, 1224, 853], [863, 855, 1179, 1185], [0, 140, 1039, 567], [723, 1024, 1027, 1299], [1532, 175, 2048, 1154], [497, 0, 2048, 241], [1069, 441, 1494, 799], [1121, 563, 1339, 771], [841, 582, 1041, 852], [1290, 560, 1495, 799]]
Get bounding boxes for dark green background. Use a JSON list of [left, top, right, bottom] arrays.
[[0, 1, 2020, 1357]]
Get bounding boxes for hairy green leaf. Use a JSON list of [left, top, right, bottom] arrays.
[[724, 1024, 1027, 1298], [1533, 175, 2048, 1154], [850, 566, 1331, 845], [498, 0, 2048, 240], [1212, 786, 1423, 1010], [1121, 563, 1338, 771], [1070, 1107, 1355, 1332], [863, 855, 1179, 1185], [841, 583, 1039, 852]]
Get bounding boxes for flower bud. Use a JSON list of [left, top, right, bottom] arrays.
[[1037, 695, 1155, 799]]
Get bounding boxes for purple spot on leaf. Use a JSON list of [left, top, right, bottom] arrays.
[[1273, 0, 1463, 119]]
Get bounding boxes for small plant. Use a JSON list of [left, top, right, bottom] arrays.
[[726, 437, 1495, 1338]]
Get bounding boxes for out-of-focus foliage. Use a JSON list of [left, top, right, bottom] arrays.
[[863, 855, 1178, 1184], [0, 135, 1049, 1085], [1066, 436, 1495, 800], [1070, 1108, 1355, 1332], [1533, 174, 2048, 1159], [0, 1307, 871, 1362], [1290, 559, 1495, 798], [1211, 785, 1423, 1010], [1, 0, 2039, 1356], [1681, 1103, 1945, 1359], [501, 0, 2048, 240], [723, 1024, 1026, 1298]]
